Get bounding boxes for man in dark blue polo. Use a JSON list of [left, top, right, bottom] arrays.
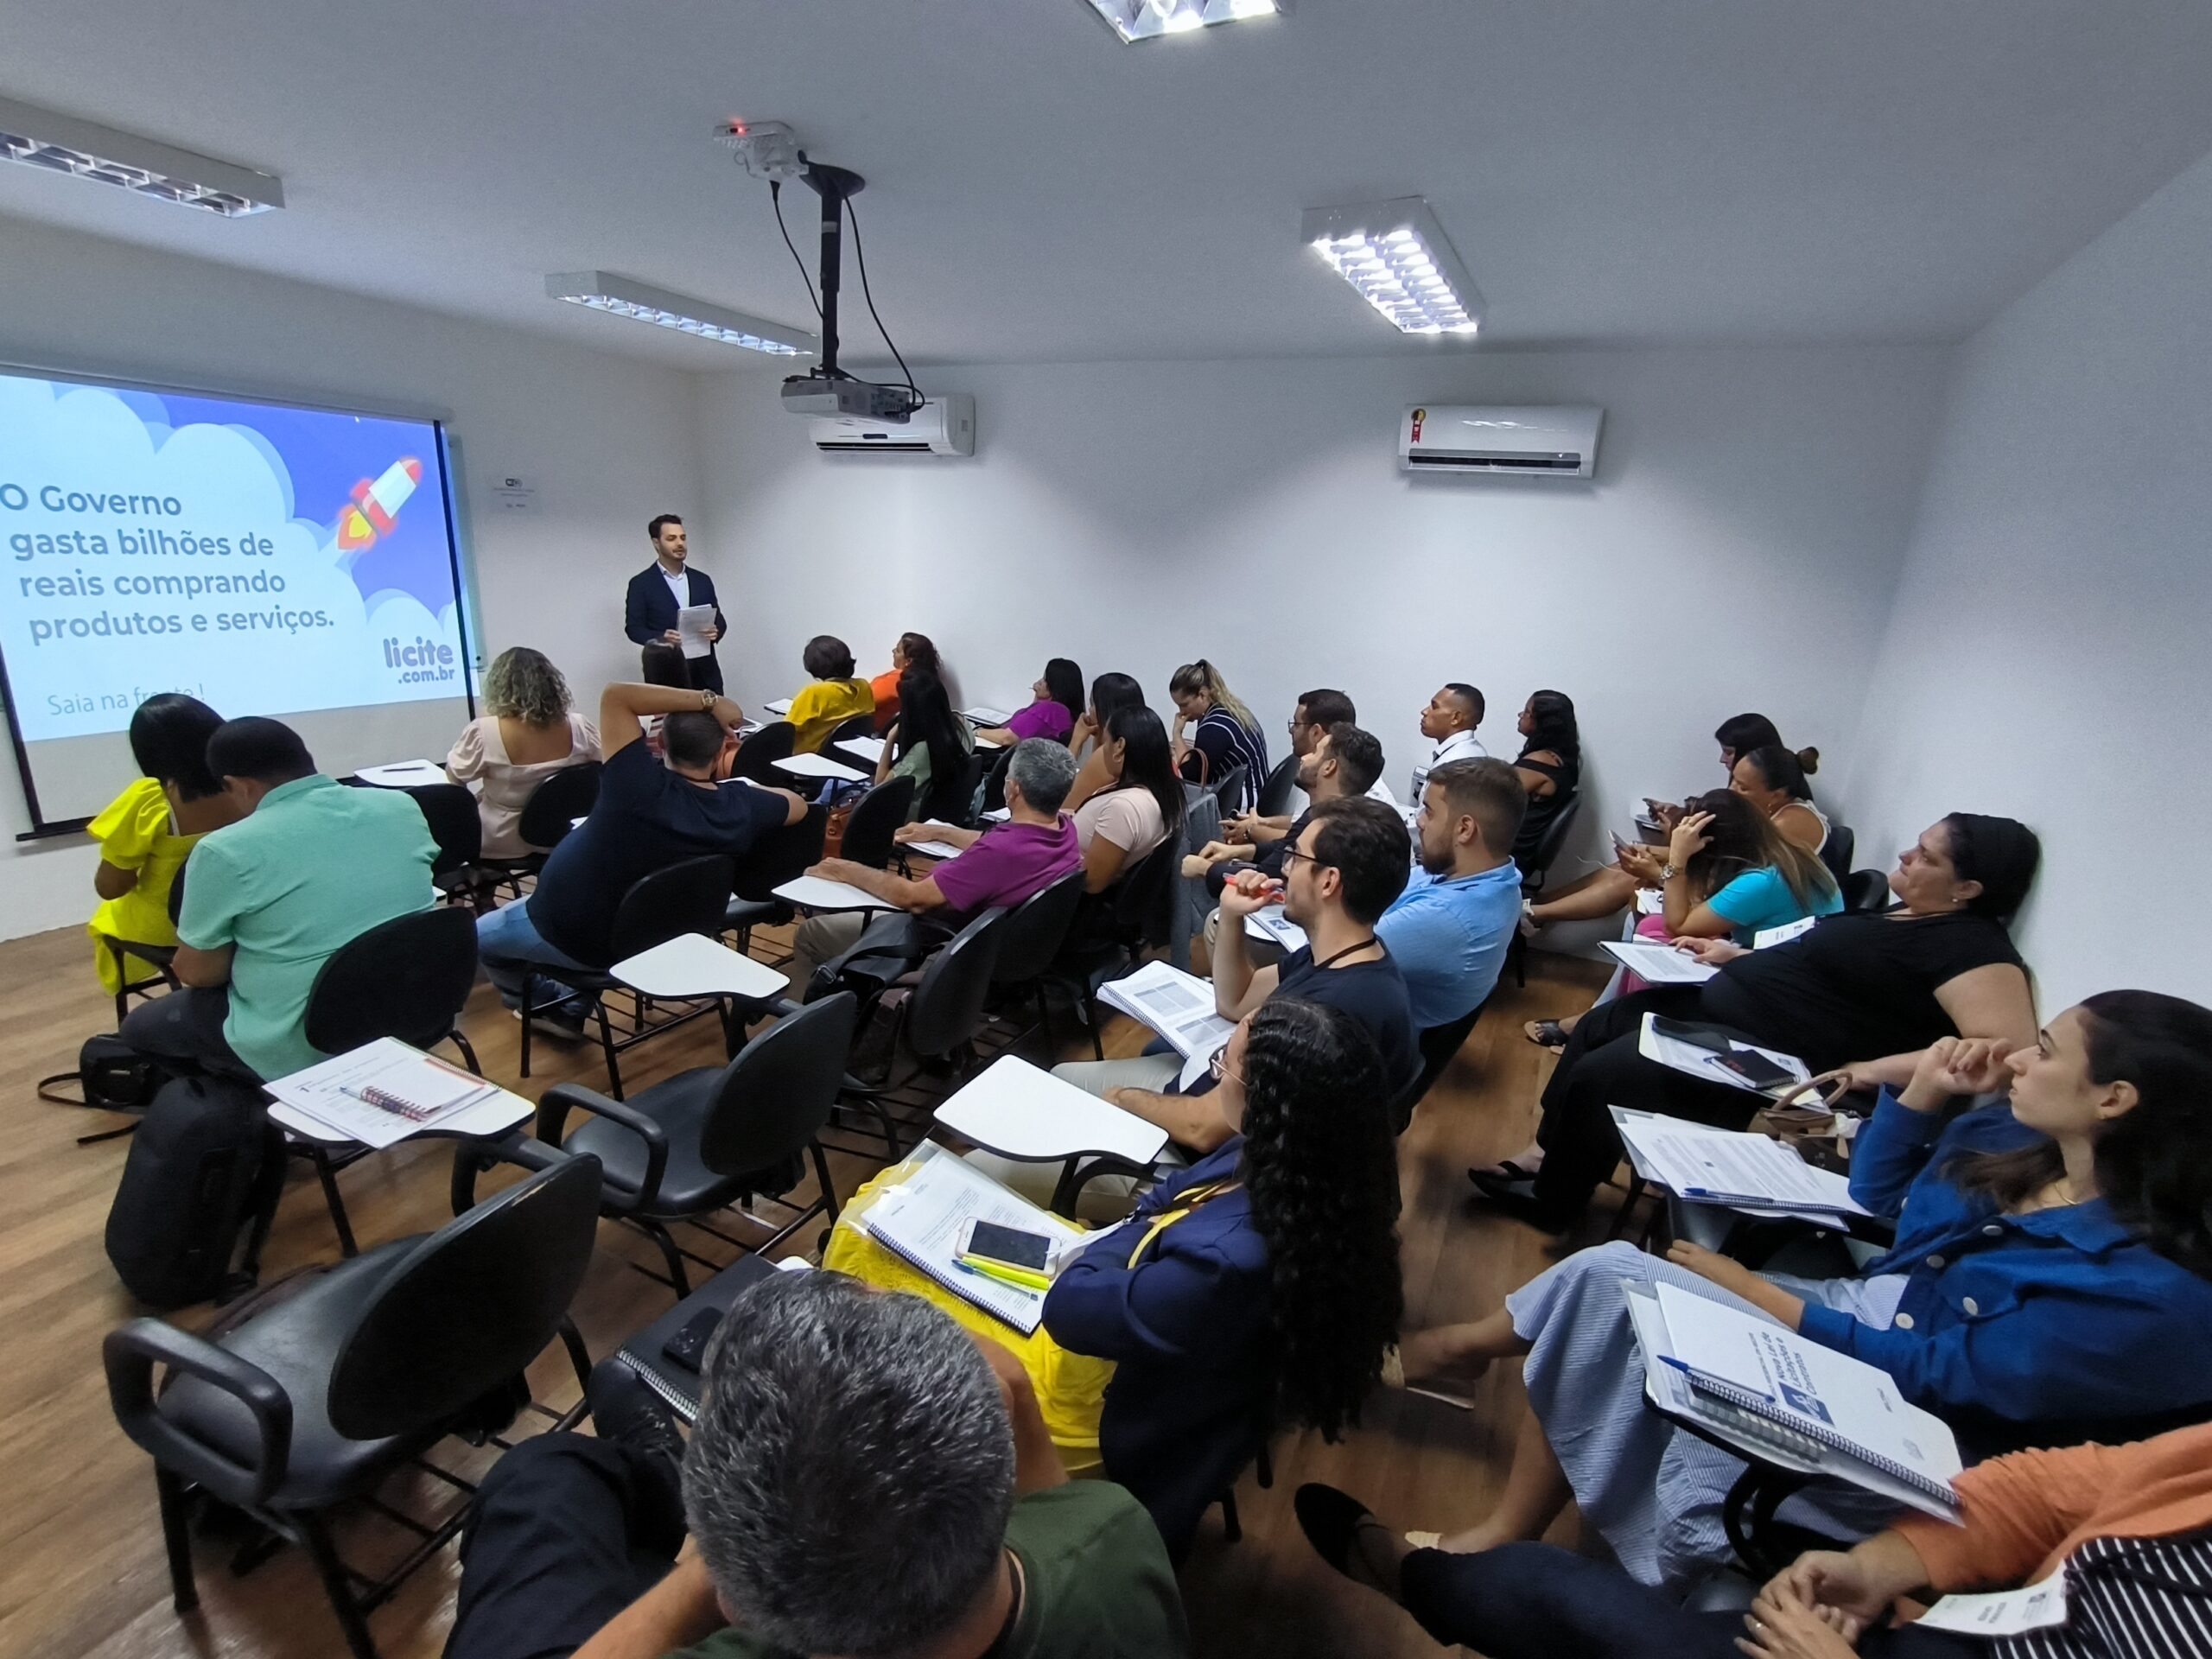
[[623, 512, 727, 693]]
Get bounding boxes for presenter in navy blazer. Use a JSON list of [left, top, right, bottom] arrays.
[[624, 512, 727, 693], [1041, 997, 1404, 1558]]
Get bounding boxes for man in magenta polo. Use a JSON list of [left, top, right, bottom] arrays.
[[785, 738, 1083, 996]]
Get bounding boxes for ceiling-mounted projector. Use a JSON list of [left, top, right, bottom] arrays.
[[779, 374, 923, 420]]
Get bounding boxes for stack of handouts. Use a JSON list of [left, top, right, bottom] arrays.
[[265, 1038, 506, 1150]]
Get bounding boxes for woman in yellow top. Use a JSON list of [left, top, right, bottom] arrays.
[[785, 634, 876, 753], [86, 694, 240, 997]]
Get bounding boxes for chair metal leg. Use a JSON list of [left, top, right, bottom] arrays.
[[518, 969, 535, 1079], [556, 1316, 594, 1395], [1033, 985, 1054, 1052], [809, 1140, 842, 1224], [1255, 1442, 1274, 1490], [642, 1220, 691, 1296], [1084, 993, 1104, 1060], [596, 997, 623, 1101], [154, 1464, 200, 1612], [297, 1512, 379, 1659], [309, 1147, 359, 1257], [1218, 1485, 1242, 1543], [448, 1027, 481, 1076]]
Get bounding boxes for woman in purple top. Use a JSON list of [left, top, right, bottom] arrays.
[[975, 658, 1085, 746]]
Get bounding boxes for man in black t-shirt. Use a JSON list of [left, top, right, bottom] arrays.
[[1058, 795, 1417, 1153], [475, 680, 807, 1033]]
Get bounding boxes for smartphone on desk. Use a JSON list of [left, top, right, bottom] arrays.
[[1713, 1049, 1798, 1091], [957, 1218, 1058, 1281], [1650, 1014, 1734, 1054]]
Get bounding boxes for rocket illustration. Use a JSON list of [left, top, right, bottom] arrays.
[[335, 457, 423, 552]]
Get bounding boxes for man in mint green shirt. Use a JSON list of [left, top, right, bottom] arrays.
[[443, 1274, 1190, 1659], [118, 716, 435, 1081]]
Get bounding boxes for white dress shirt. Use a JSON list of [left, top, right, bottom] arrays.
[[1408, 728, 1487, 814], [659, 563, 691, 609]]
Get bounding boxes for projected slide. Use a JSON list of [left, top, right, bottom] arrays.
[[0, 369, 473, 829]]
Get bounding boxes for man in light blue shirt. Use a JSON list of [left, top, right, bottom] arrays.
[[1376, 757, 1527, 1029]]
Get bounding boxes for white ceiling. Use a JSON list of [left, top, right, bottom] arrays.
[[5, 1, 2212, 369]]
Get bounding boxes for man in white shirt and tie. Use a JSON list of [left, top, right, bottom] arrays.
[[1408, 683, 1486, 814]]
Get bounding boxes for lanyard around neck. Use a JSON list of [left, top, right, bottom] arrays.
[[1126, 1179, 1241, 1268], [1312, 935, 1382, 970]]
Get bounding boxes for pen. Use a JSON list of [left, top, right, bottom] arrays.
[[957, 1256, 1051, 1293]]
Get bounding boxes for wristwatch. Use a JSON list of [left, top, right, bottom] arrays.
[[698, 689, 717, 712], [1658, 862, 1679, 881]]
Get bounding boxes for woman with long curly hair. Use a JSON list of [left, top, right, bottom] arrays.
[[447, 645, 601, 858], [1042, 995, 1404, 1557]]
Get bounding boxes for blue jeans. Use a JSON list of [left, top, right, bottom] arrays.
[[476, 903, 596, 1018]]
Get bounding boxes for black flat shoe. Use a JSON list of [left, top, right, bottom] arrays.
[[1465, 1166, 1537, 1202], [1465, 1174, 1575, 1234], [1294, 1484, 1376, 1578]]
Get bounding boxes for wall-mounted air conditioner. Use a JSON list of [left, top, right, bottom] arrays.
[[1399, 404, 1603, 478], [812, 393, 975, 456]]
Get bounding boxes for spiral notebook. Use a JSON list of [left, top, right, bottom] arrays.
[[1629, 1281, 1961, 1520], [862, 1144, 1087, 1334]]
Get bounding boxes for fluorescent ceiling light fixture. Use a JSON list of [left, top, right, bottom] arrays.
[[0, 95, 283, 216], [1082, 0, 1285, 45], [543, 272, 817, 356], [1299, 197, 1485, 337]]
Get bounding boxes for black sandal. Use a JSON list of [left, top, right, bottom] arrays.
[[1523, 1019, 1570, 1050]]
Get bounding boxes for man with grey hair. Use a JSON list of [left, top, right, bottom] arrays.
[[784, 737, 1083, 998], [443, 1274, 1186, 1659]]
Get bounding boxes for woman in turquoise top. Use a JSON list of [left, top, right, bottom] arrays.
[[1645, 787, 1840, 946]]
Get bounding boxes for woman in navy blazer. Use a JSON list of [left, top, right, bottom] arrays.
[[1042, 997, 1404, 1558], [1384, 989, 2212, 1589]]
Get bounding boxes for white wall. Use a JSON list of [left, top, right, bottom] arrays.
[[696, 346, 1948, 894], [1844, 148, 2212, 1010], [0, 217, 703, 940]]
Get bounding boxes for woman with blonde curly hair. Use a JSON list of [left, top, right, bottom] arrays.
[[447, 646, 601, 857]]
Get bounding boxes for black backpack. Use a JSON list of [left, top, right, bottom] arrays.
[[104, 1076, 286, 1308]]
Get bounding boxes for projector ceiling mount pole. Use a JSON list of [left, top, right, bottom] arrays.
[[800, 160, 863, 378]]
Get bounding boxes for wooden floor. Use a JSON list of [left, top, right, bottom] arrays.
[[0, 918, 1611, 1659]]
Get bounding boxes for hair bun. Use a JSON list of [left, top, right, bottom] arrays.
[[1796, 746, 1821, 774]]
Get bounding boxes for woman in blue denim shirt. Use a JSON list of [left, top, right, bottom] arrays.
[[1383, 990, 2212, 1590]]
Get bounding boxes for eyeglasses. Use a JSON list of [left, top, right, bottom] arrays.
[[1279, 846, 1327, 871], [1208, 1046, 1243, 1085]]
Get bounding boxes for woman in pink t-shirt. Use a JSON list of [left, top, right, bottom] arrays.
[[1071, 705, 1185, 893], [974, 658, 1084, 747]]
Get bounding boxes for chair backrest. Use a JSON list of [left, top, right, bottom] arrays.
[[1843, 868, 1891, 912], [989, 868, 1088, 987], [840, 777, 916, 869], [729, 722, 798, 784], [1255, 754, 1300, 819], [828, 712, 878, 744], [168, 850, 190, 926], [731, 806, 827, 902], [403, 782, 483, 876], [918, 750, 986, 828], [903, 908, 1009, 1059], [1396, 998, 1488, 1129], [1821, 823, 1856, 885], [327, 1154, 603, 1440], [697, 993, 858, 1174], [608, 855, 737, 961], [1113, 837, 1182, 950], [980, 744, 1016, 814], [1207, 763, 1249, 818], [1519, 793, 1582, 893], [304, 906, 480, 1054], [515, 761, 602, 853]]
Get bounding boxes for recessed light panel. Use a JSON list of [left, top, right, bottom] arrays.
[[1083, 0, 1284, 45], [1300, 197, 1485, 337], [0, 96, 282, 217], [544, 272, 817, 357]]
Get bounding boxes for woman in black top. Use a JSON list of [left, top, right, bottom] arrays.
[[1510, 690, 1580, 865], [1475, 812, 2042, 1230], [1168, 659, 1270, 813]]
